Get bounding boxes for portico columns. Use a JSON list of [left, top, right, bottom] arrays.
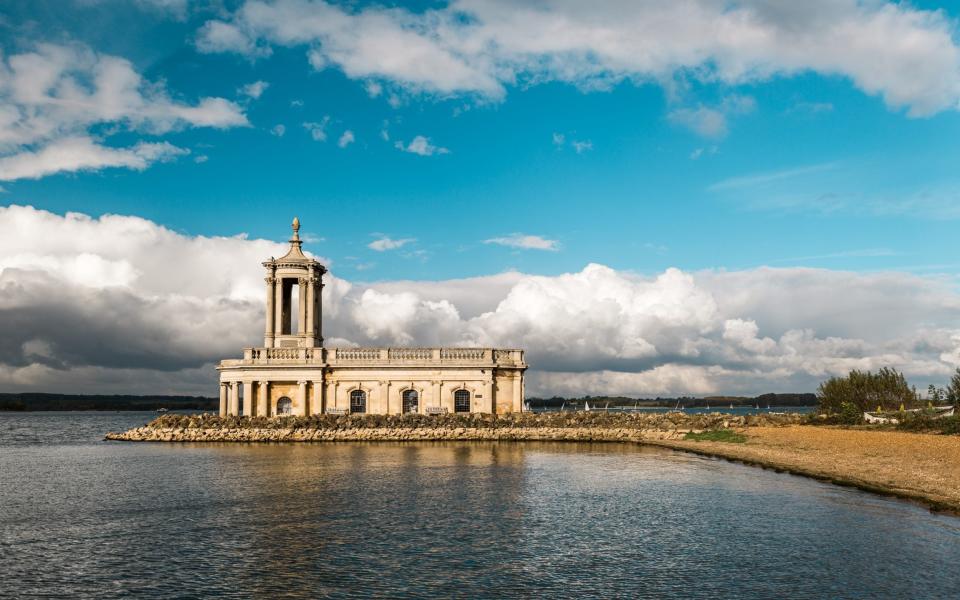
[[219, 384, 227, 417], [229, 381, 240, 416], [258, 381, 269, 417], [311, 381, 323, 415], [297, 380, 308, 416], [242, 382, 254, 417]]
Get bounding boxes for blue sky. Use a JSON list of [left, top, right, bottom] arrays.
[[4, 0, 960, 396], [4, 0, 960, 281]]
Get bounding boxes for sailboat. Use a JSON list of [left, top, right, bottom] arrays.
[[523, 400, 531, 412], [674, 399, 682, 412], [584, 401, 591, 412]]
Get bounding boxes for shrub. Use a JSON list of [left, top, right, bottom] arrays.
[[817, 368, 916, 415]]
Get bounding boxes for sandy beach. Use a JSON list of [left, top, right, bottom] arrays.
[[654, 426, 960, 513]]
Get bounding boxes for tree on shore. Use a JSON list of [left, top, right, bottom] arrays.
[[817, 368, 917, 415], [947, 368, 960, 407]]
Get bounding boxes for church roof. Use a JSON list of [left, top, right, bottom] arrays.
[[264, 217, 326, 271]]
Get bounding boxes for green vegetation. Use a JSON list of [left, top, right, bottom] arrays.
[[683, 430, 747, 443], [894, 414, 960, 435], [816, 368, 917, 421]]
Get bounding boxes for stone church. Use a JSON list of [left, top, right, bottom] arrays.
[[218, 218, 527, 417]]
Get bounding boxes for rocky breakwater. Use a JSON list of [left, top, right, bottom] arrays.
[[106, 411, 804, 443]]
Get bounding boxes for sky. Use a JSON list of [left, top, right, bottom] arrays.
[[2, 0, 960, 398]]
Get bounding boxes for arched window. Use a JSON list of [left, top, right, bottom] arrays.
[[402, 389, 419, 414], [350, 389, 367, 414], [277, 396, 293, 415], [454, 389, 471, 413]]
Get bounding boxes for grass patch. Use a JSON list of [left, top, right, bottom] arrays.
[[684, 429, 747, 443]]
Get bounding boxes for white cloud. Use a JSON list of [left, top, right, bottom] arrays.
[[5, 206, 960, 397], [0, 137, 188, 181], [302, 117, 330, 141], [484, 234, 559, 251], [193, 154, 209, 164], [552, 132, 565, 146], [394, 135, 449, 156], [338, 129, 355, 148], [239, 80, 269, 99], [270, 124, 286, 137], [196, 0, 960, 116], [709, 162, 838, 191], [368, 236, 415, 251], [0, 43, 247, 181], [571, 140, 592, 154], [365, 81, 383, 97], [669, 95, 756, 138]]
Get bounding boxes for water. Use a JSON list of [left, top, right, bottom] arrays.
[[1, 412, 958, 599]]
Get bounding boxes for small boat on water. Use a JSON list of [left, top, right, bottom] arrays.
[[584, 401, 591, 412], [156, 407, 169, 413]]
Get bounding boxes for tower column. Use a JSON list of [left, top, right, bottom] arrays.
[[274, 278, 284, 338], [305, 272, 316, 347], [264, 275, 276, 348], [312, 380, 323, 415], [298, 277, 308, 335], [219, 383, 227, 417]]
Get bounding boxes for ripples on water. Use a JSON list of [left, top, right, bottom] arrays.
[[1, 412, 958, 599]]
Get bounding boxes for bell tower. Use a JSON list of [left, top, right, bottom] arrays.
[[263, 217, 325, 348]]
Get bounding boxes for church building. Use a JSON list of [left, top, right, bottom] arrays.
[[218, 218, 527, 417]]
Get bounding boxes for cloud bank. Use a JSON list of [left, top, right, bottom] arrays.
[[2, 205, 960, 397], [0, 43, 248, 182], [197, 0, 960, 116]]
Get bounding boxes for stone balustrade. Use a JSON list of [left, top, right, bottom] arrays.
[[225, 347, 525, 367]]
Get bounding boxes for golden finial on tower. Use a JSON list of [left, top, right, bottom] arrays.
[[292, 216, 300, 237]]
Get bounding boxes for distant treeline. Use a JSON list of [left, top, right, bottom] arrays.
[[0, 393, 217, 412], [526, 393, 817, 409]]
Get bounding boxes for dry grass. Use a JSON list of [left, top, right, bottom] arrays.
[[655, 426, 960, 512]]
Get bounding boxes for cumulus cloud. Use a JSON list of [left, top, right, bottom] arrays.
[[4, 205, 960, 397], [239, 80, 270, 99], [303, 118, 330, 141], [196, 0, 960, 116], [0, 42, 247, 181], [669, 95, 756, 138], [338, 129, 355, 148], [368, 235, 415, 251], [484, 234, 559, 251], [394, 135, 449, 156], [0, 137, 189, 181], [270, 124, 286, 137]]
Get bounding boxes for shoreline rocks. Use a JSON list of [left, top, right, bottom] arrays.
[[105, 412, 805, 443]]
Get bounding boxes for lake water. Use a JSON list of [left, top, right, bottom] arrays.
[[1, 411, 958, 599]]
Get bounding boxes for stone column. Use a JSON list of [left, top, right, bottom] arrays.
[[305, 272, 315, 347], [326, 380, 338, 411], [229, 382, 240, 416], [432, 380, 441, 412], [310, 381, 324, 415], [219, 384, 227, 417], [242, 382, 254, 417], [298, 277, 308, 335], [274, 277, 284, 337], [297, 380, 308, 416], [264, 276, 275, 347], [483, 378, 493, 414], [257, 382, 269, 417]]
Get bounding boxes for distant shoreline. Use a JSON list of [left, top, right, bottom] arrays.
[[0, 393, 216, 412]]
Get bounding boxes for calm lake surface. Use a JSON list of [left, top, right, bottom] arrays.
[[1, 412, 958, 599]]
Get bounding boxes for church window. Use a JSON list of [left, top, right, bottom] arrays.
[[454, 389, 470, 413], [402, 389, 419, 414], [350, 390, 367, 414], [277, 396, 293, 415]]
